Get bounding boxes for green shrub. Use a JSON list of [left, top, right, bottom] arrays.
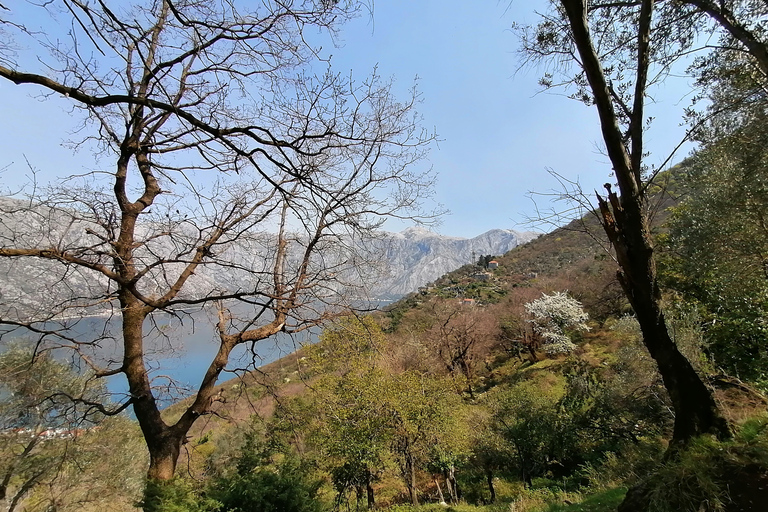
[[641, 417, 768, 511], [139, 478, 215, 512], [545, 487, 627, 512], [208, 456, 323, 512]]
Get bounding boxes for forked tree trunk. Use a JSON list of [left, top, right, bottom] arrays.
[[560, 0, 730, 446], [121, 304, 185, 481]]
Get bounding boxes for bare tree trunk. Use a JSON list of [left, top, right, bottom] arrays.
[[433, 475, 446, 504], [486, 469, 496, 504], [445, 465, 459, 504], [121, 305, 180, 481], [406, 451, 419, 506]]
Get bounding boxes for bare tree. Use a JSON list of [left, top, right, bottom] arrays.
[[0, 0, 437, 481], [424, 303, 497, 399]]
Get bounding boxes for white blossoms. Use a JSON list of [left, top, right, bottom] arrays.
[[525, 292, 590, 354]]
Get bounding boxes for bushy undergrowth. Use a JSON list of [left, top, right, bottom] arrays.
[[545, 487, 628, 512], [640, 417, 768, 511], [139, 478, 215, 512]]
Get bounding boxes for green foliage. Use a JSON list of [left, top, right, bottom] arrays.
[[560, 356, 669, 455], [576, 441, 664, 492], [640, 417, 768, 511], [309, 366, 394, 502], [206, 432, 323, 512], [140, 478, 213, 512], [308, 315, 386, 374], [0, 344, 106, 430], [545, 487, 627, 512], [485, 379, 565, 484], [383, 295, 424, 333], [210, 459, 323, 512], [478, 254, 493, 269], [0, 345, 146, 512], [660, 117, 768, 384]]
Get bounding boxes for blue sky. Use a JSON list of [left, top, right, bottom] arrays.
[[0, 0, 696, 238]]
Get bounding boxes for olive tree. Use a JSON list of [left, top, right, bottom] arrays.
[[518, 0, 730, 446], [0, 0, 437, 482], [0, 346, 146, 512]]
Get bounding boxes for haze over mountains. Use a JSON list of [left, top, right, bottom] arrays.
[[0, 196, 538, 319]]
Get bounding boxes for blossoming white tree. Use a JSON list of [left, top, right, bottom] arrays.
[[525, 292, 590, 354]]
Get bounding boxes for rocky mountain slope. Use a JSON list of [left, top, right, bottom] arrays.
[[375, 226, 538, 298]]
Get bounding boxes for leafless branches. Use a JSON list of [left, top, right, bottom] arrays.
[[0, 0, 437, 480]]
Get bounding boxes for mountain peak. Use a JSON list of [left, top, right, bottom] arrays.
[[377, 227, 539, 297], [400, 226, 443, 238]]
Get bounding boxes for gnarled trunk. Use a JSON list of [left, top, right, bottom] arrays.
[[561, 0, 730, 445]]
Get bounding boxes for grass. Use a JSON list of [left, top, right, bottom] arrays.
[[545, 487, 627, 512], [375, 487, 627, 512]]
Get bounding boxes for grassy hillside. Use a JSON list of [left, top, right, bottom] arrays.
[[156, 180, 767, 512], [26, 177, 764, 512]]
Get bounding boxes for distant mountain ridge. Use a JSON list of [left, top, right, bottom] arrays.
[[376, 227, 539, 298], [0, 196, 538, 318]]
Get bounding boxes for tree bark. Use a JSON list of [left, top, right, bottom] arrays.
[[366, 470, 375, 510], [446, 465, 460, 504], [406, 451, 419, 506], [680, 0, 768, 77], [433, 475, 446, 505]]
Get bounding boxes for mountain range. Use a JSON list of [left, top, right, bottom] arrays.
[[0, 196, 538, 319]]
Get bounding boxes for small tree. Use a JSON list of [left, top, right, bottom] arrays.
[[525, 292, 589, 355], [423, 303, 497, 398], [206, 432, 322, 512], [486, 380, 563, 486], [0, 346, 144, 512], [311, 367, 392, 510]]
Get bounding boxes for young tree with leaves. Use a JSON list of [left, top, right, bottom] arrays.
[[0, 346, 145, 512]]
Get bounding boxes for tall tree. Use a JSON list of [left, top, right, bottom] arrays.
[[0, 0, 437, 482], [520, 0, 730, 446]]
